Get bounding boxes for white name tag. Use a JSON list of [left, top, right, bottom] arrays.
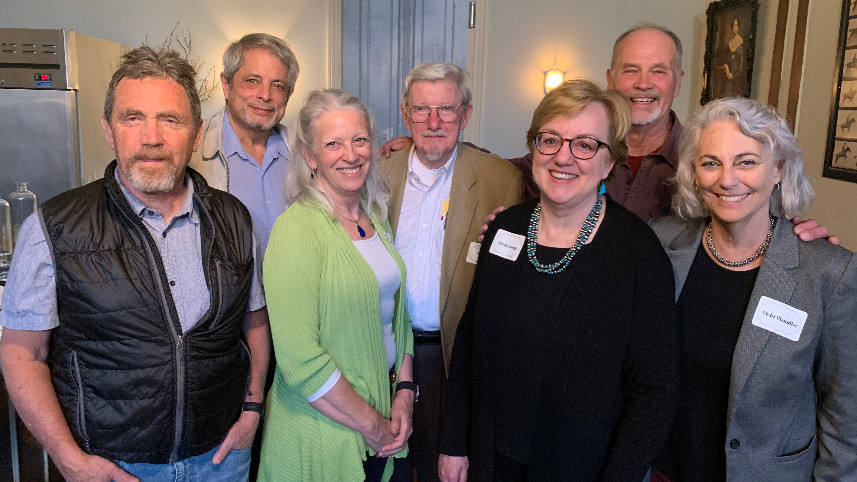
[[488, 229, 525, 261], [751, 296, 808, 341], [466, 242, 481, 264]]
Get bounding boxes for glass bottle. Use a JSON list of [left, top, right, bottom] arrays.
[[9, 182, 37, 250], [0, 197, 11, 283]]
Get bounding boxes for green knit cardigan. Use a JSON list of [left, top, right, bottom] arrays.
[[259, 200, 414, 481]]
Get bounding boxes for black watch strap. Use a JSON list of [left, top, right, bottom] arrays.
[[243, 401, 265, 417], [395, 381, 419, 402]]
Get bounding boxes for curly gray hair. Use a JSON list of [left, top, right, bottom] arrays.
[[672, 97, 814, 219]]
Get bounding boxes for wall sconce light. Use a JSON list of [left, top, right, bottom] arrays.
[[544, 65, 565, 94]]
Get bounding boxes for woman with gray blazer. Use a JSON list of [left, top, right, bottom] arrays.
[[649, 97, 857, 481]]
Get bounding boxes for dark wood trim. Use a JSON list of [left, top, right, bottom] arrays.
[[786, 0, 810, 129], [767, 0, 790, 107]]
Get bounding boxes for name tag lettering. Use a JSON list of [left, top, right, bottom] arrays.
[[751, 296, 808, 341], [489, 229, 525, 261]]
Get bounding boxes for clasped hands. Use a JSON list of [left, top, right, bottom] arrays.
[[366, 389, 415, 458]]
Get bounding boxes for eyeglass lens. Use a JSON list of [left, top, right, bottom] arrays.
[[535, 133, 603, 159], [410, 105, 460, 123]]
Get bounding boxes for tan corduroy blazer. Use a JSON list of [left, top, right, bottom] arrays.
[[382, 142, 525, 369]]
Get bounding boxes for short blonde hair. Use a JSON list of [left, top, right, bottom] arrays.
[[525, 79, 631, 179]]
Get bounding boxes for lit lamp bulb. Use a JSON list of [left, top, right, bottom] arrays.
[[544, 68, 565, 93]]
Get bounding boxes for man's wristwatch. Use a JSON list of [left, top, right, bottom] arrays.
[[395, 381, 419, 403], [243, 401, 265, 417]]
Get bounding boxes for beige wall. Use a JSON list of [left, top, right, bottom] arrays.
[[3, 0, 854, 247], [791, 0, 857, 250], [0, 0, 334, 129], [468, 0, 708, 158], [704, 0, 857, 249], [471, 0, 856, 249]]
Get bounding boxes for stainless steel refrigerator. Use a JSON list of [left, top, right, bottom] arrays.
[[0, 29, 128, 482], [0, 28, 128, 205]]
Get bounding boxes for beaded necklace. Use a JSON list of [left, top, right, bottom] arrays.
[[526, 195, 603, 275], [705, 215, 776, 268]]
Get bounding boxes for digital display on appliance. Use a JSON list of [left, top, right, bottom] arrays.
[[33, 73, 53, 87]]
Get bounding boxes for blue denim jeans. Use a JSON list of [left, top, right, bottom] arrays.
[[116, 444, 251, 482]]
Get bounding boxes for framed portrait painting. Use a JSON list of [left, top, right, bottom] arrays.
[[700, 0, 759, 105], [823, 0, 857, 183]]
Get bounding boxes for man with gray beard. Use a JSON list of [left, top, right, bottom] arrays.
[[383, 24, 836, 246], [0, 46, 269, 481], [381, 62, 524, 481], [603, 23, 685, 221], [190, 33, 299, 255], [381, 26, 683, 222]]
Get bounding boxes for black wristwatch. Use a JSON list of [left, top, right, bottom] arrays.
[[242, 401, 265, 417], [395, 381, 419, 403]]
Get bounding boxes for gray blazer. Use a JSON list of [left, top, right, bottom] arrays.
[[651, 215, 857, 482]]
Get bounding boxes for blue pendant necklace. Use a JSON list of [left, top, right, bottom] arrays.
[[526, 195, 603, 275], [341, 212, 366, 238]]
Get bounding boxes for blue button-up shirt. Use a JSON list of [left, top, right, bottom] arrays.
[[393, 147, 457, 331], [221, 110, 289, 256]]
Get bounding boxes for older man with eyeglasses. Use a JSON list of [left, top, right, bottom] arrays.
[[381, 62, 525, 481]]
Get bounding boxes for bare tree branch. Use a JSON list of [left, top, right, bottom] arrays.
[[145, 21, 217, 102]]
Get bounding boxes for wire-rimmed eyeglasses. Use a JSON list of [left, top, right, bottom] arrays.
[[534, 132, 611, 159], [408, 105, 463, 123]]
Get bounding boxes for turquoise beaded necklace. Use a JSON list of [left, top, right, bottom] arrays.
[[526, 195, 603, 275]]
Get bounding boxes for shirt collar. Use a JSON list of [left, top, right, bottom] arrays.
[[221, 110, 288, 162], [406, 145, 458, 188], [648, 110, 681, 169], [114, 169, 199, 225]]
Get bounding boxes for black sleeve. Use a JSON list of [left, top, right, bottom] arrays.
[[599, 227, 680, 481], [437, 210, 506, 456]]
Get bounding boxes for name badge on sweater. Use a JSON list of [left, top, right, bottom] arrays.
[[751, 296, 807, 341], [489, 229, 524, 261], [466, 242, 481, 264]]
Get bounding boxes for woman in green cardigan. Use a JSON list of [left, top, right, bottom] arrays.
[[260, 89, 415, 481]]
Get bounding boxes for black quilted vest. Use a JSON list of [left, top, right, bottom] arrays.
[[41, 162, 254, 463]]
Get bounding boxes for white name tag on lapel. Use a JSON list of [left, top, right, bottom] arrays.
[[751, 296, 808, 341], [466, 242, 481, 264], [488, 229, 525, 261]]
